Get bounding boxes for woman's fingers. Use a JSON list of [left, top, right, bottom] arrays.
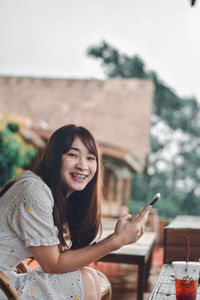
[[131, 206, 151, 241], [133, 221, 146, 243], [114, 206, 152, 246], [114, 213, 133, 232], [120, 205, 151, 225], [122, 214, 133, 222], [133, 205, 151, 224]]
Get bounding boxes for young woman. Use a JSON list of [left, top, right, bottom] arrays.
[[0, 124, 151, 300]]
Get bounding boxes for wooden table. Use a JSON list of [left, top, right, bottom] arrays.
[[150, 264, 200, 299], [97, 231, 157, 300], [164, 215, 200, 263]]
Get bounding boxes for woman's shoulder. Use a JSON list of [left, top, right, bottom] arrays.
[[18, 169, 42, 180], [14, 170, 54, 205], [16, 170, 47, 187]]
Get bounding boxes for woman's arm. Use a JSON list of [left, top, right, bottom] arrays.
[[29, 205, 151, 274]]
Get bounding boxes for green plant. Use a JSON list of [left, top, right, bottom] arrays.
[[0, 119, 38, 187]]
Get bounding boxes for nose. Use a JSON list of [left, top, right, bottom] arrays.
[[76, 157, 88, 171]]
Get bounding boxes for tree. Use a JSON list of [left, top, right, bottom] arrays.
[[87, 41, 200, 218], [0, 117, 38, 187]]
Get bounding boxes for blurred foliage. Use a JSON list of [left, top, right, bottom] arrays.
[[0, 116, 38, 187], [87, 40, 200, 218]]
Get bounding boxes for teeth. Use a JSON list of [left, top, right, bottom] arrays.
[[72, 173, 86, 180]]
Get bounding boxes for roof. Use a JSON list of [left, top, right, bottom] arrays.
[[0, 76, 154, 172]]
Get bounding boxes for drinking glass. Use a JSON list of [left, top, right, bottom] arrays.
[[172, 261, 200, 300]]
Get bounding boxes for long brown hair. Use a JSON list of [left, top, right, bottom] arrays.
[[33, 124, 102, 249]]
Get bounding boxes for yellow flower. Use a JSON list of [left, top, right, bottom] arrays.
[[74, 295, 79, 300], [30, 290, 35, 295], [27, 206, 33, 212]]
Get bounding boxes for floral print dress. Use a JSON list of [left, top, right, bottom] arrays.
[[0, 171, 83, 300]]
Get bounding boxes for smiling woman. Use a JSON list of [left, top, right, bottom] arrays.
[[33, 125, 101, 250], [0, 124, 151, 300]]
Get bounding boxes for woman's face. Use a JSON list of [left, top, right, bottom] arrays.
[[61, 136, 97, 197]]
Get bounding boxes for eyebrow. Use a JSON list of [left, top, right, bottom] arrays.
[[70, 147, 80, 152]]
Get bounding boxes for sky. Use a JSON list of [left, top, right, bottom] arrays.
[[0, 0, 200, 100]]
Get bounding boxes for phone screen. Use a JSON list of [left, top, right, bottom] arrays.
[[148, 193, 160, 206]]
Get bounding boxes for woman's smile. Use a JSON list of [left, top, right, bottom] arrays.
[[70, 172, 88, 182]]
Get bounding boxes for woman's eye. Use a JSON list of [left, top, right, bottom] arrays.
[[68, 153, 78, 157], [88, 156, 96, 161]]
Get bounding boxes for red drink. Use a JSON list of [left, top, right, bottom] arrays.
[[175, 278, 198, 300]]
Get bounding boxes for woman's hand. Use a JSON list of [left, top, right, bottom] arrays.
[[113, 205, 151, 249]]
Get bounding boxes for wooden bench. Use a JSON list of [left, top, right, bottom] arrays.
[[97, 230, 157, 300]]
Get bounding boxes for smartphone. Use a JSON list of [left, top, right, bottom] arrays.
[[148, 193, 161, 206]]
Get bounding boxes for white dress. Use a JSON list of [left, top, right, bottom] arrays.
[[0, 171, 83, 300]]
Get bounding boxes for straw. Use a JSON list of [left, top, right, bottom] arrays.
[[186, 235, 190, 263]]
